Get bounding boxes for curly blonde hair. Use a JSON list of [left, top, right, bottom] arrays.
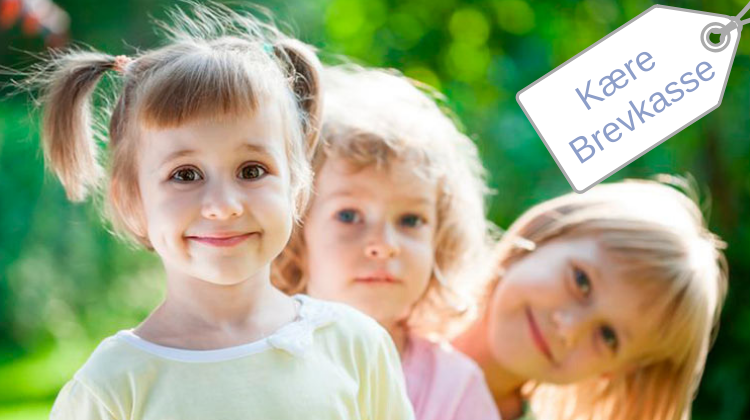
[[272, 64, 495, 339], [29, 2, 321, 248], [489, 177, 727, 420]]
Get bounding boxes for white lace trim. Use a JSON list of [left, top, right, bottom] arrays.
[[116, 295, 339, 362]]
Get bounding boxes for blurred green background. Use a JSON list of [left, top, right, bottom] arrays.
[[1, 0, 749, 418]]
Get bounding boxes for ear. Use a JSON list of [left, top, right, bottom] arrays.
[[274, 39, 323, 159]]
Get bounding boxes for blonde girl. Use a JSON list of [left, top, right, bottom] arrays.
[[273, 65, 500, 420], [453, 178, 728, 420], [28, 4, 413, 419]]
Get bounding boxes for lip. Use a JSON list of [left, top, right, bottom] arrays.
[[525, 307, 556, 364], [354, 270, 402, 284], [186, 232, 257, 247]]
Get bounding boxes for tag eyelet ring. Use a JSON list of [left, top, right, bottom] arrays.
[[701, 22, 732, 52]]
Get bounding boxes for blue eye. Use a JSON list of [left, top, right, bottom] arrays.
[[170, 167, 203, 182], [336, 209, 360, 224], [239, 164, 267, 180], [600, 326, 619, 353], [573, 267, 592, 296], [400, 214, 425, 228]]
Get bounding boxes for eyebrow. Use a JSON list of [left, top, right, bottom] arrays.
[[159, 143, 274, 166], [161, 149, 196, 164], [240, 143, 273, 155], [321, 189, 435, 206]]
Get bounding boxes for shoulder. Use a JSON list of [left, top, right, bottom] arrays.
[[51, 379, 118, 420], [54, 333, 157, 420], [76, 333, 160, 384], [404, 336, 500, 420], [294, 295, 399, 371], [298, 294, 392, 346]]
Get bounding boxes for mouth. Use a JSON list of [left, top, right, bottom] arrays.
[[354, 271, 402, 285], [186, 232, 257, 247], [525, 307, 556, 364]]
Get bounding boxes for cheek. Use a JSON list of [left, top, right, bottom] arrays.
[[558, 349, 608, 381], [485, 298, 529, 364], [303, 219, 353, 286], [251, 184, 294, 233], [498, 258, 569, 309], [148, 192, 196, 234], [404, 237, 434, 277]]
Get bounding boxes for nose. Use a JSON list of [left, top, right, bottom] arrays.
[[201, 182, 244, 220], [363, 223, 400, 260], [551, 307, 591, 348]]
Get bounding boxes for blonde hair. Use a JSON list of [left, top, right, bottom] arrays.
[[28, 2, 322, 248], [490, 177, 727, 420], [272, 64, 494, 339]]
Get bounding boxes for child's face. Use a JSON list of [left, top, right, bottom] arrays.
[[137, 107, 294, 285], [303, 157, 437, 328], [487, 236, 658, 384]]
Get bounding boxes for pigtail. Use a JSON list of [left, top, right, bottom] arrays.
[[274, 39, 323, 157], [38, 51, 117, 201]]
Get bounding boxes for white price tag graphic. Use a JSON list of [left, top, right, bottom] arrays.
[[517, 5, 745, 193]]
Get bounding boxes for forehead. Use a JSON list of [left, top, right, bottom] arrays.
[[138, 105, 286, 162], [315, 157, 437, 205]]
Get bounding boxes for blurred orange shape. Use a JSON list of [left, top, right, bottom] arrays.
[[0, 0, 22, 29], [22, 13, 39, 35]]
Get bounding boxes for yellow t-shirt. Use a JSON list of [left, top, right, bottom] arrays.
[[50, 295, 414, 420]]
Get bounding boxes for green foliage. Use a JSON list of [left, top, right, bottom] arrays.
[[1, 0, 749, 418]]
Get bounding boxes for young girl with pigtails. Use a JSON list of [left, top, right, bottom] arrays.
[[26, 3, 414, 419]]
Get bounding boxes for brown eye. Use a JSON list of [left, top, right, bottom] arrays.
[[600, 325, 619, 353], [239, 164, 266, 180], [573, 267, 592, 297], [400, 214, 425, 228], [171, 167, 203, 182]]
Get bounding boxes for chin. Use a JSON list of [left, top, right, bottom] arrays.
[[196, 264, 262, 285]]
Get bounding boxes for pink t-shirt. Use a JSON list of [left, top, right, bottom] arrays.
[[401, 335, 501, 420]]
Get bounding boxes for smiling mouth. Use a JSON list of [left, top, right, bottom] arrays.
[[186, 233, 257, 247], [525, 307, 556, 364]]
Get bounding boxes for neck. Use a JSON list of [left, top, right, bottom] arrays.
[[163, 265, 278, 324], [137, 264, 295, 348], [385, 321, 409, 356], [453, 312, 527, 400]]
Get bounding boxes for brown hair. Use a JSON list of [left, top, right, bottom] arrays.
[[491, 177, 727, 420], [273, 64, 496, 339], [28, 2, 322, 248]]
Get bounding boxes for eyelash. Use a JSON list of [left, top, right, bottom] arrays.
[[170, 166, 202, 183], [168, 163, 267, 183], [335, 209, 361, 224], [572, 266, 620, 354], [600, 326, 619, 353], [572, 267, 592, 297], [400, 214, 426, 228], [238, 163, 267, 180]]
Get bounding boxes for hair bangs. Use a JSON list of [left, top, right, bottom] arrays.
[[136, 45, 273, 128]]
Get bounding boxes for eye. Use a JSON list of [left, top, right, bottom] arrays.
[[573, 267, 592, 297], [170, 167, 203, 182], [239, 163, 267, 180], [400, 214, 425, 228], [599, 325, 619, 353], [335, 209, 361, 224]]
